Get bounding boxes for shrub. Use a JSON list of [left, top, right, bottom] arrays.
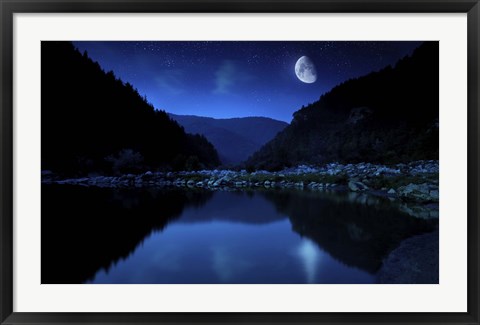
[[105, 149, 144, 175]]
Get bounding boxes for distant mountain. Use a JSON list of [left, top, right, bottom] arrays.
[[247, 42, 439, 170], [169, 114, 288, 165], [42, 42, 220, 176]]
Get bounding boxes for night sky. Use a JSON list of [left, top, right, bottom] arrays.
[[73, 41, 423, 123]]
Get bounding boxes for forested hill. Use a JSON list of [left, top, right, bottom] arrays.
[[246, 42, 439, 170], [41, 42, 220, 176]]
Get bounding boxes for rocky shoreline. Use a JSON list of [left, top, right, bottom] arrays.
[[42, 160, 439, 206]]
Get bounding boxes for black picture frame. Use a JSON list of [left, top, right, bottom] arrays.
[[1, 0, 479, 324]]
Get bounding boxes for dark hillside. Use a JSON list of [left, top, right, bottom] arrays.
[[247, 42, 439, 170], [42, 41, 219, 176]]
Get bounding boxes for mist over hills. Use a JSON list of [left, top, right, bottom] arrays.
[[247, 42, 439, 170], [169, 114, 288, 165]]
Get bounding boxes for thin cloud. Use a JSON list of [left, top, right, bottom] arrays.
[[213, 60, 253, 95], [155, 70, 185, 96]]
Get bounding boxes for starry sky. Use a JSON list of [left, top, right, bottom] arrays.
[[73, 41, 423, 123]]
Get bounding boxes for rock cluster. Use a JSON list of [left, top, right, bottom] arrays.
[[397, 183, 439, 203], [42, 160, 439, 204]]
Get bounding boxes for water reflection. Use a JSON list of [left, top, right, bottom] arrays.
[[42, 185, 437, 284], [176, 191, 287, 225], [41, 185, 213, 283], [296, 239, 321, 283], [261, 190, 435, 273]]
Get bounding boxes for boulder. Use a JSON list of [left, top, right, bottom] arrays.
[[377, 230, 439, 284], [398, 204, 439, 219], [213, 176, 231, 187], [348, 180, 369, 192], [429, 190, 439, 200], [397, 183, 438, 202], [295, 182, 304, 188]]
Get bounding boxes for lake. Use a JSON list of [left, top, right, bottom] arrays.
[[41, 185, 437, 284]]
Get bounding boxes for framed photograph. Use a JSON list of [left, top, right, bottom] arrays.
[[1, 0, 479, 324]]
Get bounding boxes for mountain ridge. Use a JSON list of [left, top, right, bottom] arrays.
[[169, 113, 288, 165]]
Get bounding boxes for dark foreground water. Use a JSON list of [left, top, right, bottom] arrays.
[[41, 185, 437, 284]]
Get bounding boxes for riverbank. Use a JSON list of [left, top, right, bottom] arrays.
[[42, 160, 439, 205]]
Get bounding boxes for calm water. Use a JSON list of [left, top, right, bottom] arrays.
[[41, 185, 436, 284]]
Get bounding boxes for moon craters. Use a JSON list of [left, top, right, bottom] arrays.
[[295, 56, 317, 84]]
